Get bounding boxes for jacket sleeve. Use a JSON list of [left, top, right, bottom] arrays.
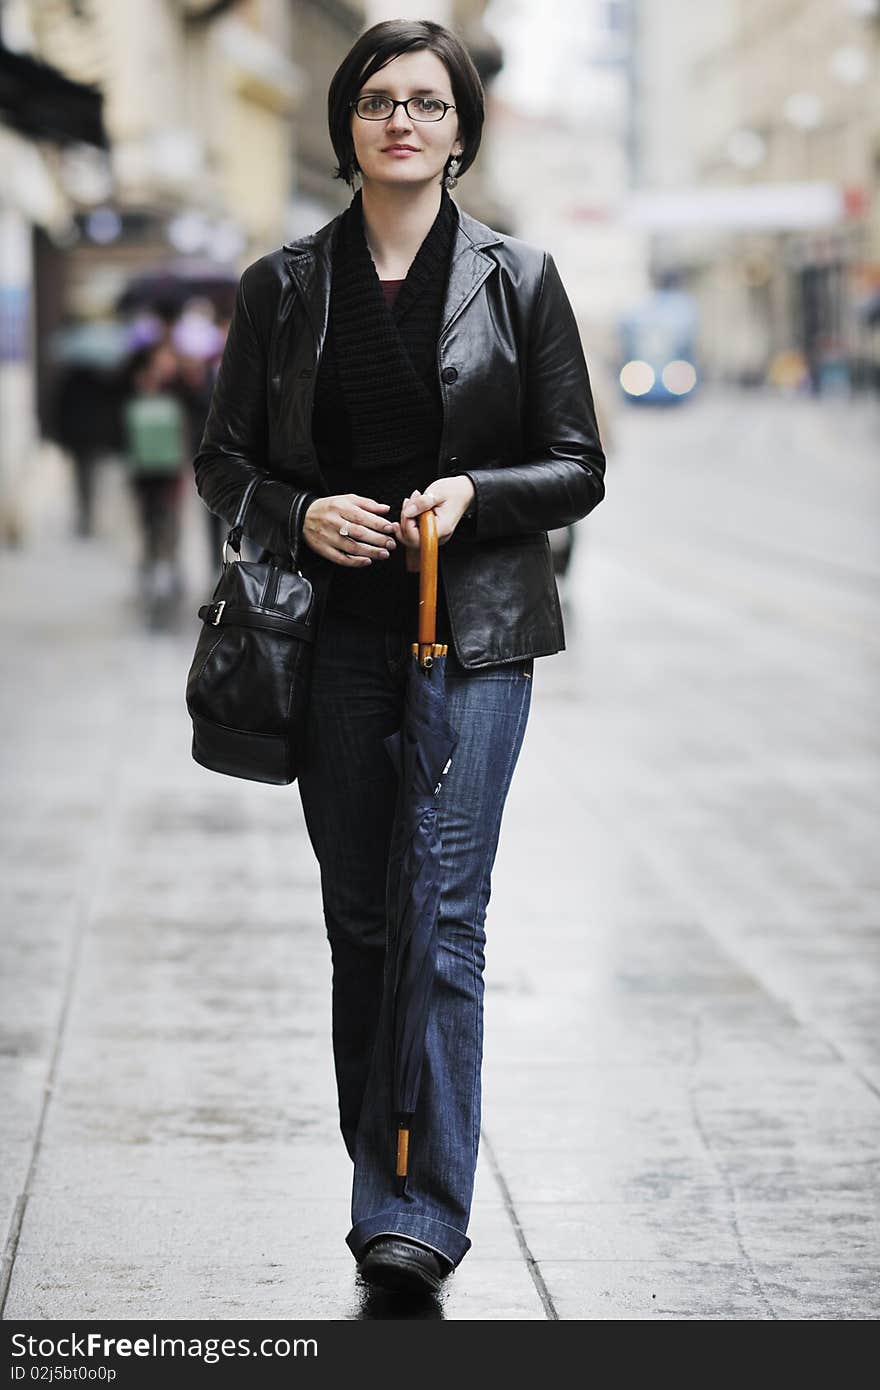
[[192, 263, 317, 558], [461, 251, 605, 541]]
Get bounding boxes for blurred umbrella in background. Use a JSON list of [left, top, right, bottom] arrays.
[[115, 260, 238, 317]]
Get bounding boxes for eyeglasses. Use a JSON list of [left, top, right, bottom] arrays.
[[350, 95, 456, 123]]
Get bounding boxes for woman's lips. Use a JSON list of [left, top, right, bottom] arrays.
[[383, 147, 418, 157]]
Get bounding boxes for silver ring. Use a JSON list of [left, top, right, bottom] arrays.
[[339, 522, 350, 537]]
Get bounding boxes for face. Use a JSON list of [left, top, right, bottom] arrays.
[[350, 49, 463, 190], [152, 344, 179, 385]]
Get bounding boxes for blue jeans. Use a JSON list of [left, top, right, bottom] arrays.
[[296, 606, 533, 1269]]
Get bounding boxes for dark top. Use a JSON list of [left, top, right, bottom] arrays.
[[381, 278, 434, 636], [311, 189, 458, 644], [381, 279, 404, 306]]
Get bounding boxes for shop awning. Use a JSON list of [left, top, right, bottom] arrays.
[[0, 42, 105, 148]]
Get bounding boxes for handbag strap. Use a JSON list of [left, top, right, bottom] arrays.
[[225, 478, 313, 570], [225, 476, 263, 557], [288, 490, 312, 571]]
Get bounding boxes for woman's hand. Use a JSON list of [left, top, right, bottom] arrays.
[[302, 493, 398, 567], [391, 477, 476, 572]]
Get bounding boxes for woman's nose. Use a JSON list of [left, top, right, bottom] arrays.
[[386, 108, 413, 133]]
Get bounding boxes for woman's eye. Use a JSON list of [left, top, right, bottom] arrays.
[[416, 99, 441, 113]]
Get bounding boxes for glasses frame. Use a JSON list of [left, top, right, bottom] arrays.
[[350, 95, 457, 123]]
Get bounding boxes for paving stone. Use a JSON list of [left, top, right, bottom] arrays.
[[536, 1260, 778, 1320]]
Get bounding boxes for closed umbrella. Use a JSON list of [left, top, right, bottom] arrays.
[[383, 509, 458, 1195]]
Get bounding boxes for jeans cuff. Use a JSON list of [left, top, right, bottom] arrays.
[[347, 1211, 472, 1270]]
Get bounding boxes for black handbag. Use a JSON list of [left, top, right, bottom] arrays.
[[186, 479, 317, 785]]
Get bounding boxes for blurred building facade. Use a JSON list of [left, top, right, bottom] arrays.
[[631, 0, 880, 391], [0, 1, 106, 543], [485, 0, 645, 343], [0, 0, 503, 545]]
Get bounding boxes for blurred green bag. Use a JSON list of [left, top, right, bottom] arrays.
[[122, 393, 186, 475]]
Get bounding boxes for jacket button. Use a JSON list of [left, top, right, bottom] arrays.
[[440, 366, 458, 384]]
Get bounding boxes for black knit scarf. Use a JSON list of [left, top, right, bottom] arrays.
[[327, 185, 457, 473]]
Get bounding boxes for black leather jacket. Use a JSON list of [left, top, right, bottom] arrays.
[[193, 200, 606, 668]]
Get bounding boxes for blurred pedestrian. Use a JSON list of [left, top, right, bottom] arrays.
[[48, 360, 120, 538], [193, 18, 605, 1297], [121, 343, 188, 601], [171, 309, 230, 565]]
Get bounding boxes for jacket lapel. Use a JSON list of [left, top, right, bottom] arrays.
[[283, 224, 335, 358], [440, 210, 502, 337], [283, 201, 503, 352]]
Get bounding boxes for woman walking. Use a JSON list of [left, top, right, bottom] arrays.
[[193, 18, 605, 1297]]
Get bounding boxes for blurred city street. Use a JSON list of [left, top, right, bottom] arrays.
[[2, 387, 878, 1320], [2, 0, 879, 1331]]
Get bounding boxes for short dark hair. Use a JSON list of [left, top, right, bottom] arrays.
[[328, 19, 485, 187]]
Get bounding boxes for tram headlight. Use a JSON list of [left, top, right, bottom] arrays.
[[661, 360, 697, 395], [619, 360, 655, 396]]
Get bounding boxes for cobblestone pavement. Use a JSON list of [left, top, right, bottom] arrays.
[[2, 389, 878, 1319]]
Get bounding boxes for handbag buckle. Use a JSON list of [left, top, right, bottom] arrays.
[[208, 599, 226, 625]]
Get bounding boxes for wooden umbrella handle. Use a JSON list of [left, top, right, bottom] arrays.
[[412, 509, 447, 664], [417, 509, 438, 648]]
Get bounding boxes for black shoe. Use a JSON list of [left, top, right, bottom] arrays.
[[357, 1236, 451, 1295]]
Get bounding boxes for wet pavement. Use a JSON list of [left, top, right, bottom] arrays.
[[1, 389, 878, 1320]]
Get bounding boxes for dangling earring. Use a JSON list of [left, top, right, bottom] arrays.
[[444, 155, 461, 190]]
